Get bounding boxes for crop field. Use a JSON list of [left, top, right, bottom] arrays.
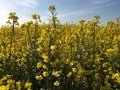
[[0, 5, 120, 90]]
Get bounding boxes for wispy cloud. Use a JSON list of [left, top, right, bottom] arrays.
[[0, 0, 39, 25], [88, 2, 119, 11], [90, 0, 111, 5], [58, 9, 94, 18], [58, 1, 119, 20], [17, 0, 39, 8]]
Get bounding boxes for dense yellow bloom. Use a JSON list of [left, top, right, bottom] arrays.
[[37, 62, 42, 69], [70, 61, 74, 66], [52, 70, 61, 77], [50, 45, 56, 51], [53, 81, 60, 87], [16, 81, 21, 90], [37, 46, 43, 52], [42, 64, 47, 69], [67, 72, 72, 77], [35, 75, 43, 80], [24, 82, 32, 89], [42, 71, 48, 77], [48, 5, 56, 11], [42, 53, 49, 63], [72, 67, 77, 73], [112, 73, 120, 83], [7, 79, 15, 89], [0, 53, 4, 58], [9, 12, 18, 19], [0, 85, 9, 90], [105, 46, 118, 56]]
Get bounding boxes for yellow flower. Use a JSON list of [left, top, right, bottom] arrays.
[[53, 81, 60, 87], [67, 72, 72, 77], [112, 73, 120, 83], [35, 75, 43, 80], [52, 70, 61, 77], [42, 64, 47, 69], [16, 81, 21, 90], [37, 62, 42, 69], [42, 71, 48, 77], [42, 53, 49, 63], [24, 82, 32, 89], [70, 62, 74, 66], [48, 5, 56, 11], [106, 46, 118, 56], [37, 47, 43, 52], [50, 45, 56, 51], [32, 14, 37, 19], [0, 85, 9, 90], [72, 67, 77, 73]]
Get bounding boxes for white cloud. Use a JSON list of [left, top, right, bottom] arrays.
[[0, 0, 39, 25], [0, 1, 13, 25]]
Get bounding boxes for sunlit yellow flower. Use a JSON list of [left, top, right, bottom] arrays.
[[37, 62, 42, 69], [24, 82, 32, 89], [52, 70, 61, 77], [72, 67, 77, 73], [67, 72, 72, 77], [37, 47, 43, 52], [42, 64, 47, 69], [0, 85, 9, 90], [42, 71, 48, 77], [16, 81, 21, 90], [35, 75, 43, 80], [50, 45, 56, 50], [112, 73, 120, 83], [42, 53, 49, 63], [70, 62, 74, 66], [53, 81, 60, 87]]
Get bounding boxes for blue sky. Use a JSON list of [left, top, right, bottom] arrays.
[[0, 0, 120, 25]]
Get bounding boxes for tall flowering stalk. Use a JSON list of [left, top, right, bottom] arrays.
[[48, 5, 56, 29], [8, 12, 19, 60], [31, 14, 41, 50], [48, 5, 59, 60], [24, 21, 33, 46], [5, 12, 19, 75], [93, 15, 100, 62], [79, 20, 85, 61], [48, 4, 59, 29]]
